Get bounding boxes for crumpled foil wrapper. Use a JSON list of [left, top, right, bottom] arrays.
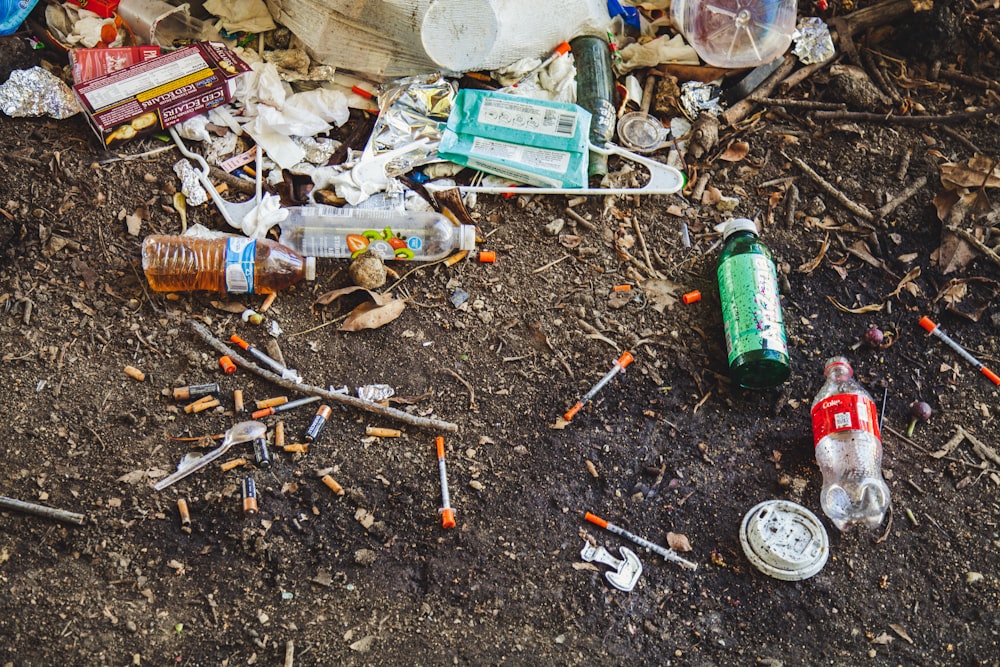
[[793, 17, 836, 65], [295, 136, 342, 165], [173, 159, 209, 207], [357, 384, 395, 402], [368, 73, 457, 168], [679, 81, 723, 121], [0, 67, 80, 120]]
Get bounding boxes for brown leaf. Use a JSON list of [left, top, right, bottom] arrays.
[[314, 285, 393, 307], [939, 155, 1000, 190], [340, 298, 406, 331], [210, 300, 249, 314], [884, 266, 921, 300], [666, 532, 692, 552], [797, 232, 829, 274], [719, 141, 749, 162], [870, 632, 894, 645], [826, 296, 883, 314], [937, 227, 981, 275], [889, 623, 914, 644]]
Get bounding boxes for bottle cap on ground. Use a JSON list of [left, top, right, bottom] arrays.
[[739, 500, 829, 581], [722, 218, 758, 240], [459, 225, 477, 252]]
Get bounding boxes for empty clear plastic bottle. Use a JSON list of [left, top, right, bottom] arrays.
[[277, 205, 476, 261], [670, 0, 798, 69], [141, 235, 315, 294], [811, 356, 891, 531], [716, 218, 790, 389]]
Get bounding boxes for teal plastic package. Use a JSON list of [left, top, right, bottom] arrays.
[[438, 89, 592, 188]]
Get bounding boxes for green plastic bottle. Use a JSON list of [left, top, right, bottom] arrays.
[[570, 35, 616, 177], [716, 218, 790, 388]]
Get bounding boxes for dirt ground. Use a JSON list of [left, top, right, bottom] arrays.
[[1, 1, 999, 665]]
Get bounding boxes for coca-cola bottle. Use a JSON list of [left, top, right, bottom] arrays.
[[810, 356, 891, 531]]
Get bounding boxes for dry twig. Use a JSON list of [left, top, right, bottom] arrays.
[[788, 155, 874, 220]]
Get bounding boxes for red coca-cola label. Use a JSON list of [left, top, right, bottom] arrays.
[[811, 393, 880, 446]]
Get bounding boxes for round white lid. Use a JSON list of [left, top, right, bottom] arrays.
[[740, 500, 829, 581], [722, 218, 758, 239]]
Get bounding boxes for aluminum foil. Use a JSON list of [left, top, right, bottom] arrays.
[[0, 67, 80, 120], [357, 384, 395, 402], [367, 73, 457, 167], [173, 159, 209, 207], [294, 136, 342, 165], [679, 81, 723, 121], [793, 17, 836, 65]]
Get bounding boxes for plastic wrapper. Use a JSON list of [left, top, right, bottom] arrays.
[[0, 67, 80, 119], [793, 17, 836, 65]]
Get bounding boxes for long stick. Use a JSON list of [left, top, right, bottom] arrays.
[[188, 320, 459, 432], [0, 496, 87, 525]]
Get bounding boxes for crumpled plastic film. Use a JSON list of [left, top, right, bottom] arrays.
[[173, 159, 209, 207], [0, 67, 80, 119], [793, 17, 836, 65]]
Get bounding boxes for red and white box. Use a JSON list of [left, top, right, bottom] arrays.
[[69, 45, 161, 84], [73, 42, 250, 147]]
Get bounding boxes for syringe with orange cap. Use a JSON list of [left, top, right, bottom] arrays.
[[436, 436, 456, 530], [564, 351, 635, 421], [919, 316, 999, 385]]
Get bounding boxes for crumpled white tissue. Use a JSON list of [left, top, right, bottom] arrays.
[[239, 192, 288, 239], [204, 0, 276, 33]]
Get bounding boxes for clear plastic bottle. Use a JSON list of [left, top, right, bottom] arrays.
[[670, 0, 798, 69], [277, 205, 476, 261], [811, 356, 891, 531], [141, 235, 315, 294], [716, 218, 790, 388]]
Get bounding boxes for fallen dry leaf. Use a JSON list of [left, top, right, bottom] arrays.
[[642, 278, 683, 313], [889, 623, 914, 644], [827, 296, 883, 314], [871, 632, 894, 645], [939, 155, 1000, 190], [666, 532, 692, 552], [719, 140, 749, 162], [315, 285, 394, 307], [884, 266, 921, 300], [210, 300, 249, 314], [797, 232, 829, 274], [340, 298, 406, 332]]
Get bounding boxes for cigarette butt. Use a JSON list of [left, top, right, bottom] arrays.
[[233, 389, 244, 413], [172, 383, 218, 401], [219, 356, 237, 374], [221, 457, 247, 472], [177, 499, 192, 533], [283, 443, 309, 454], [366, 426, 401, 438], [478, 250, 496, 263], [274, 421, 285, 448], [124, 365, 145, 381], [260, 293, 277, 313], [184, 395, 216, 414], [613, 284, 632, 292], [215, 182, 229, 196], [256, 396, 289, 410], [321, 474, 344, 495], [682, 290, 701, 305], [445, 250, 469, 267], [191, 398, 220, 414]]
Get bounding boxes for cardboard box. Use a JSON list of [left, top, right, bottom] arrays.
[[69, 46, 161, 84], [72, 42, 250, 147], [67, 0, 121, 19]]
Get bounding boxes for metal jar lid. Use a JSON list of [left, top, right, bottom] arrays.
[[740, 500, 829, 581]]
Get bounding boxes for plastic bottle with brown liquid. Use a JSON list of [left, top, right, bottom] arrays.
[[141, 235, 315, 294]]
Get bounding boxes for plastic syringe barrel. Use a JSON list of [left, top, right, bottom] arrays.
[[919, 317, 1000, 385]]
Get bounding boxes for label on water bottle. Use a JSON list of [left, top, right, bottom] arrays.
[[811, 393, 880, 446], [718, 254, 787, 364], [224, 237, 255, 294]]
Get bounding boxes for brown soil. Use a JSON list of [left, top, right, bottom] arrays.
[[1, 2, 999, 665]]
